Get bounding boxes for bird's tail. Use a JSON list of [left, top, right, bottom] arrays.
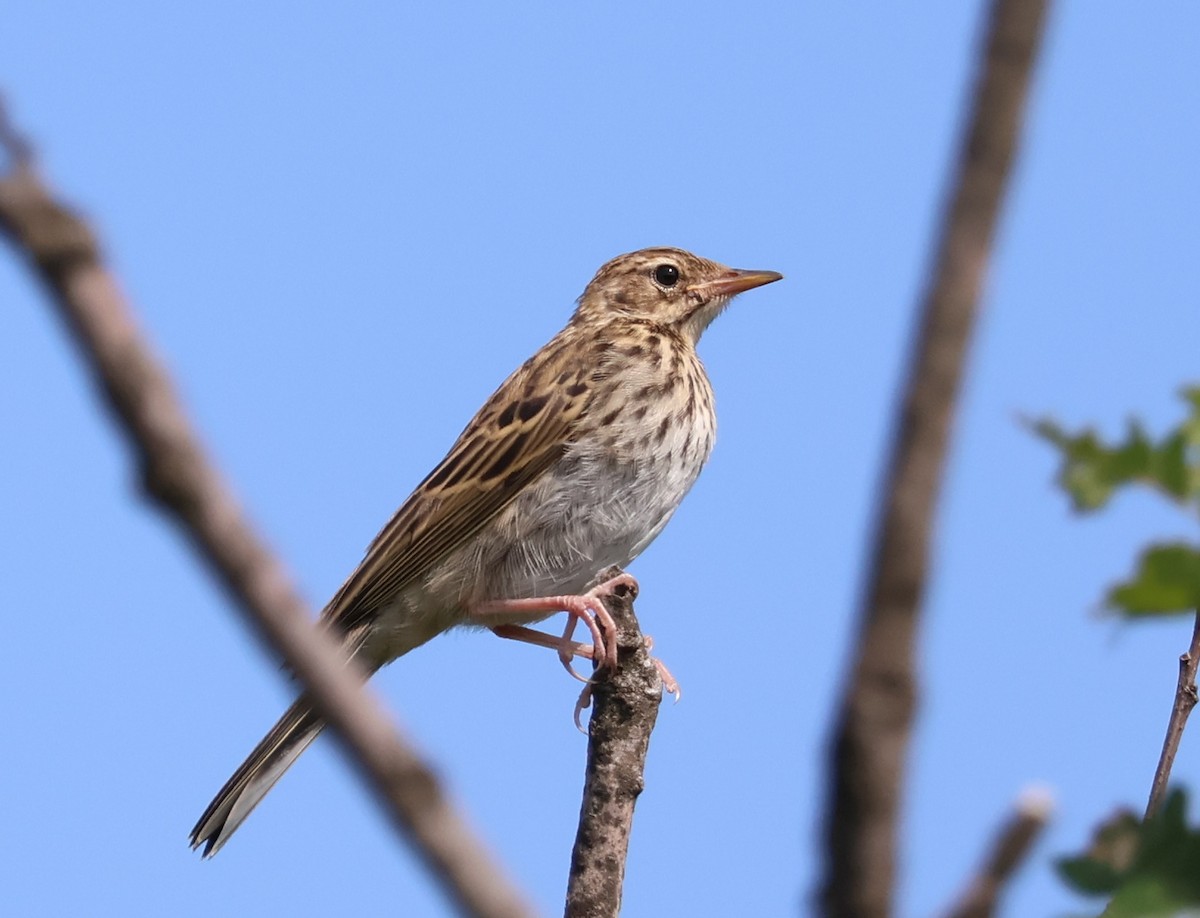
[[190, 697, 323, 857]]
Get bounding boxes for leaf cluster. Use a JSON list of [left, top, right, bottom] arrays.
[[1032, 388, 1200, 617], [1057, 790, 1200, 917]]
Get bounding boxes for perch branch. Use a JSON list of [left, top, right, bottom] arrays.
[[817, 1, 1050, 914], [0, 98, 533, 918], [564, 569, 663, 918]]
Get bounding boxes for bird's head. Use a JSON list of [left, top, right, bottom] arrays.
[[573, 247, 782, 344]]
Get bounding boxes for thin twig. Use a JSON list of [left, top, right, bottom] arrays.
[[1144, 611, 1200, 819], [942, 787, 1054, 918], [0, 97, 533, 918], [817, 2, 1050, 915], [565, 568, 662, 918]]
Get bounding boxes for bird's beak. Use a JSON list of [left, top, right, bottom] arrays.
[[691, 268, 783, 299]]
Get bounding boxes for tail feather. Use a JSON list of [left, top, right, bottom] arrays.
[[190, 698, 323, 857]]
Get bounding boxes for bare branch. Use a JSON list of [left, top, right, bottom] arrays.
[[565, 569, 662, 918], [0, 97, 533, 918], [817, 1, 1050, 914], [942, 788, 1053, 918], [1145, 612, 1200, 819]]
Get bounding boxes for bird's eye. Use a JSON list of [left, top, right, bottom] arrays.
[[653, 264, 680, 287]]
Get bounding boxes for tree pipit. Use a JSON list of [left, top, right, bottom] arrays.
[[191, 247, 782, 855]]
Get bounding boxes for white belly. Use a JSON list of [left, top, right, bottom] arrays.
[[420, 393, 714, 614]]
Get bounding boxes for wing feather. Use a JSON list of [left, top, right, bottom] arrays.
[[322, 332, 593, 634]]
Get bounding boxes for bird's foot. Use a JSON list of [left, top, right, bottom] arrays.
[[483, 574, 680, 729], [474, 573, 637, 674], [570, 640, 679, 730]]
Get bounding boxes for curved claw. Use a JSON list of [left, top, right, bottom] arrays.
[[582, 577, 632, 670], [559, 652, 593, 684], [573, 684, 593, 733], [566, 600, 611, 672], [652, 655, 681, 703]]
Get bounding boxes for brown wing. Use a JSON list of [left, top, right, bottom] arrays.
[[322, 329, 594, 634]]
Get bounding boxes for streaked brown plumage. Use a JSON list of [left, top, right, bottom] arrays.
[[190, 247, 782, 856]]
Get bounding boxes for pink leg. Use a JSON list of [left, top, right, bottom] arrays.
[[479, 594, 611, 674], [471, 574, 638, 674], [475, 574, 680, 727], [491, 624, 596, 683]]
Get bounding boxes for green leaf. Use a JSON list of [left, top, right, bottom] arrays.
[[1057, 808, 1140, 895], [1107, 543, 1200, 617], [1058, 855, 1124, 895], [1059, 790, 1200, 916], [1030, 419, 1153, 511], [1030, 387, 1200, 512], [1101, 878, 1192, 918], [1180, 388, 1200, 434]]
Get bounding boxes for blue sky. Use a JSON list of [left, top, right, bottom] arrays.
[[3, 2, 1199, 916]]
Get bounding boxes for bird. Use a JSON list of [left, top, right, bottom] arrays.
[[190, 246, 782, 856]]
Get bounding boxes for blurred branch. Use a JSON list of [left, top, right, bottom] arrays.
[[818, 1, 1050, 915], [0, 98, 534, 918], [943, 788, 1053, 918], [1145, 612, 1200, 819], [565, 570, 662, 918]]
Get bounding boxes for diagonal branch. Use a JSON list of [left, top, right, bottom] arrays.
[[817, 1, 1051, 915], [1144, 611, 1200, 819], [0, 98, 533, 918], [942, 788, 1053, 918], [565, 569, 663, 918]]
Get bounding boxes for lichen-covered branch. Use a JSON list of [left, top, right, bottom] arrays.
[[565, 569, 662, 918]]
